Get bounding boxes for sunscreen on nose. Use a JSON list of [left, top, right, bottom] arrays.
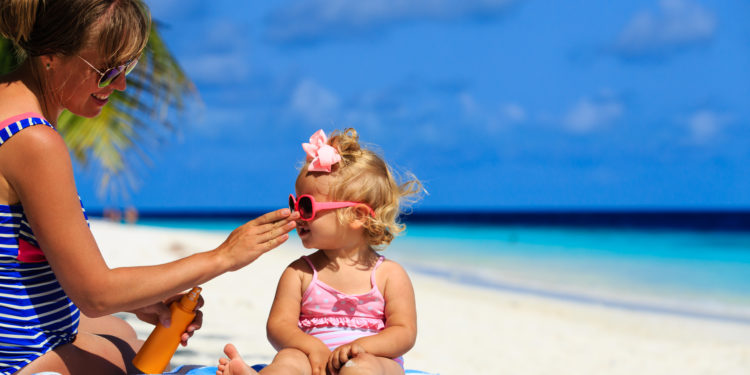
[[132, 287, 202, 374]]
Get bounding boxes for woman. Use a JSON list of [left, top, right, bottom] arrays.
[[0, 1, 298, 374]]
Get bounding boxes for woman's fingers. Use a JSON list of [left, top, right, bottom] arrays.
[[250, 208, 298, 226], [259, 221, 296, 244], [219, 209, 299, 271]]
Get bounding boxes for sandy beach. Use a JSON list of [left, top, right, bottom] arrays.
[[90, 220, 750, 375]]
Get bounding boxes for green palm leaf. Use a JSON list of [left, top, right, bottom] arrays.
[[0, 23, 196, 203]]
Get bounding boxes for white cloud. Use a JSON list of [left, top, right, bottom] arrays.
[[266, 0, 516, 43], [183, 54, 249, 84], [290, 79, 341, 124], [685, 110, 729, 144], [500, 103, 526, 123], [563, 97, 623, 134], [459, 92, 480, 116], [615, 0, 715, 57]]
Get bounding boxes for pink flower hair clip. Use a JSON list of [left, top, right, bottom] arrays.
[[302, 129, 341, 172]]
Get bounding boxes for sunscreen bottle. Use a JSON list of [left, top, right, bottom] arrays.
[[132, 287, 202, 374]]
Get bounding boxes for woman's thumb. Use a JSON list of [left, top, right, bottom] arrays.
[[156, 303, 173, 327]]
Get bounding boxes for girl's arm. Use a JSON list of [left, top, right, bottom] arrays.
[[0, 126, 297, 316], [351, 260, 417, 357], [266, 261, 331, 374]]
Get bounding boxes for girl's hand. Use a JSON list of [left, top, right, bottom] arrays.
[[131, 294, 205, 346], [217, 208, 299, 271], [307, 342, 332, 375], [328, 342, 366, 373]]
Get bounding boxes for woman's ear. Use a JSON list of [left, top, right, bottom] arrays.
[[39, 54, 56, 71]]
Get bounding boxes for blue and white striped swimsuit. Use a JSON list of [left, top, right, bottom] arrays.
[[0, 113, 82, 374]]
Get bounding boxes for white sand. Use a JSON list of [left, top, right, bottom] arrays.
[[90, 220, 750, 375]]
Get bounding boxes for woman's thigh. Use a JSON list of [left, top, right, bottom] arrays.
[[78, 314, 141, 347], [16, 315, 143, 375], [15, 331, 139, 375]]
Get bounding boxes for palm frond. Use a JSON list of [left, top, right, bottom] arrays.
[[1, 22, 197, 204]]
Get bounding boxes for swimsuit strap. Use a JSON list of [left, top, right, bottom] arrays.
[[0, 112, 54, 147], [301, 255, 318, 282], [371, 256, 384, 287], [303, 255, 384, 287]]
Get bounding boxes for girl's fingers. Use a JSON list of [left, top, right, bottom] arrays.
[[338, 349, 349, 369]]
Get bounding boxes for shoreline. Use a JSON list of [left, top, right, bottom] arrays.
[[402, 262, 750, 326], [92, 220, 750, 374]]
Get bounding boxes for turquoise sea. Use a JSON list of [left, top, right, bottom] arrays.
[[135, 217, 750, 325]]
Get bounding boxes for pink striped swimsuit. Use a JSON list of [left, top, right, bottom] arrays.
[[298, 255, 404, 367]]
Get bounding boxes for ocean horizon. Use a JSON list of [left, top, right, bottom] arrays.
[[90, 209, 750, 231], [95, 210, 750, 326]]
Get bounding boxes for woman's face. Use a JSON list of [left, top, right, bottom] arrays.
[[47, 47, 129, 118]]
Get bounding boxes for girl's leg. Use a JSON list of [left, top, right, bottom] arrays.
[[217, 343, 259, 375], [337, 353, 404, 375], [217, 344, 311, 375], [259, 348, 311, 375], [16, 314, 143, 375]]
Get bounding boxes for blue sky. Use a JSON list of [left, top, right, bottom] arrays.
[[73, 0, 750, 211]]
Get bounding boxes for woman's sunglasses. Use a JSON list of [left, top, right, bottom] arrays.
[[78, 55, 139, 88], [289, 194, 375, 221]]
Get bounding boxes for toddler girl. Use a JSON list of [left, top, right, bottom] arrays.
[[218, 128, 421, 375]]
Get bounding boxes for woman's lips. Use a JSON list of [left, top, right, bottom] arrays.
[[91, 93, 109, 106]]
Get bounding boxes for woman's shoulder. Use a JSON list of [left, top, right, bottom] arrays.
[[0, 119, 66, 158]]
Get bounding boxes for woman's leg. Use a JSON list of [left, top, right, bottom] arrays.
[[336, 353, 404, 375], [15, 314, 143, 375]]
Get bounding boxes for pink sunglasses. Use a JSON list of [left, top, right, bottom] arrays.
[[289, 194, 375, 221]]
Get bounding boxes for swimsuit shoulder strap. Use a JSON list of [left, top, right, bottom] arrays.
[[370, 255, 385, 287], [0, 112, 54, 147], [301, 255, 318, 280]]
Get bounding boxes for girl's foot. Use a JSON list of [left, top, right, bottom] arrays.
[[217, 343, 255, 375]]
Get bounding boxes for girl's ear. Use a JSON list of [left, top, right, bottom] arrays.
[[348, 204, 372, 229]]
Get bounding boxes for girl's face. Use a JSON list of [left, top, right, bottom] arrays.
[[46, 47, 129, 118], [294, 173, 365, 251]]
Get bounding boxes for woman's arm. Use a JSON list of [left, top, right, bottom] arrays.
[[0, 126, 296, 316]]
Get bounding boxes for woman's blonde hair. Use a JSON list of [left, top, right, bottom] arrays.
[[298, 128, 423, 247], [0, 0, 150, 65]]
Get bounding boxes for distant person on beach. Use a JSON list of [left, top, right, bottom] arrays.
[[0, 1, 297, 374], [217, 128, 421, 375]]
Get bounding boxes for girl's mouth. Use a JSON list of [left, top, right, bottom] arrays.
[[298, 227, 310, 236]]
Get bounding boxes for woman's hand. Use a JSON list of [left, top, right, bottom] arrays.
[[217, 208, 299, 272], [328, 342, 366, 373], [307, 341, 332, 375], [131, 293, 205, 346]]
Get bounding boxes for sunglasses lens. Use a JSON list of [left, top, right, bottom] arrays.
[[98, 67, 123, 87], [288, 196, 296, 213], [298, 196, 313, 219], [98, 59, 138, 87], [125, 59, 139, 75]]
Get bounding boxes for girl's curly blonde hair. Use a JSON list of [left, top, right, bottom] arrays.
[[297, 128, 423, 247]]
